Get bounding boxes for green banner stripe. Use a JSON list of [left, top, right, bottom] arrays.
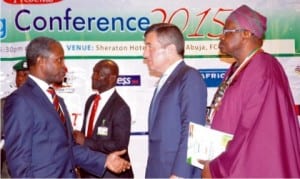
[[1, 53, 299, 62]]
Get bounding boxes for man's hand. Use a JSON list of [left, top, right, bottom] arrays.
[[170, 174, 183, 179], [105, 150, 131, 174], [73, 130, 85, 145], [198, 160, 212, 178]]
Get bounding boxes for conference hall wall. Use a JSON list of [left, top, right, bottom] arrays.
[[1, 0, 299, 177]]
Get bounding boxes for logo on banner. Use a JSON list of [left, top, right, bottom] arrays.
[[199, 69, 227, 87], [4, 0, 62, 4], [117, 75, 141, 86], [0, 18, 6, 39]]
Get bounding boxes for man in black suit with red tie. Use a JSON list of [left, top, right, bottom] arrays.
[[73, 59, 134, 178]]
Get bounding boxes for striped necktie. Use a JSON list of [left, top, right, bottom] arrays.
[[47, 87, 66, 124]]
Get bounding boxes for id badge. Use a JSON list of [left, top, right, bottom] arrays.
[[97, 126, 108, 136]]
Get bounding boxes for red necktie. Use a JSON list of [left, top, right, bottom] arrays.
[[87, 94, 100, 138], [47, 87, 66, 124]]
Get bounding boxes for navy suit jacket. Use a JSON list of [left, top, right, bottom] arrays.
[[4, 77, 106, 178], [145, 61, 207, 178], [81, 91, 133, 178]]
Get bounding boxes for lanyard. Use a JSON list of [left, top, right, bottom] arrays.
[[206, 48, 261, 126]]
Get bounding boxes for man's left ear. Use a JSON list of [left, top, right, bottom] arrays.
[[110, 75, 117, 83], [166, 44, 176, 55], [243, 30, 253, 38]]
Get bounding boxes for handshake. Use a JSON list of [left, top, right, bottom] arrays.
[[105, 149, 131, 174], [73, 130, 131, 174]]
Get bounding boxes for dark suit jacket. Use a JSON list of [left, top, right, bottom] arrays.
[[145, 61, 207, 178], [80, 90, 133, 178], [1, 97, 5, 139], [1, 97, 11, 178], [3, 77, 107, 178]]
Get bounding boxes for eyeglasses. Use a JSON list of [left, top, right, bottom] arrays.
[[222, 29, 245, 35]]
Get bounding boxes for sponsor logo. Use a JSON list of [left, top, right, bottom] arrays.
[[117, 75, 141, 86], [4, 0, 61, 4], [198, 69, 227, 87], [0, 18, 6, 39]]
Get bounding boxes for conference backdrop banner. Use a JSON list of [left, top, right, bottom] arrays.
[[1, 0, 300, 177]]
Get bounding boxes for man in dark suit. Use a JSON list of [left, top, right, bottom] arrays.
[[1, 59, 29, 178], [143, 23, 207, 178], [73, 59, 134, 178], [3, 36, 130, 178]]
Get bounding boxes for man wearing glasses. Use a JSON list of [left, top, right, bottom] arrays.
[[202, 5, 300, 178]]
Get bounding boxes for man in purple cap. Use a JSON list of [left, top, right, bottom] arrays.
[[201, 5, 300, 177]]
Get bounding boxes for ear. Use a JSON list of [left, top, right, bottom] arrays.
[[36, 56, 47, 74], [242, 30, 253, 38], [36, 56, 45, 65], [166, 44, 177, 55], [109, 74, 118, 84]]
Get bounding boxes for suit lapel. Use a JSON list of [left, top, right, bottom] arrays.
[[27, 78, 69, 134], [28, 78, 55, 113], [149, 61, 186, 132], [95, 91, 118, 128], [81, 95, 95, 132]]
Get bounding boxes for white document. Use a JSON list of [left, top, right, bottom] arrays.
[[187, 122, 233, 169]]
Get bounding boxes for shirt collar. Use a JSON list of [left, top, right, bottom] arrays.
[[29, 74, 50, 92], [97, 87, 115, 103], [162, 59, 182, 78]]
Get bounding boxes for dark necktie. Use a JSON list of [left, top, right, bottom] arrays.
[[87, 94, 100, 138], [47, 87, 66, 124]]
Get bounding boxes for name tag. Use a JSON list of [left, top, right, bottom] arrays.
[[97, 126, 108, 136]]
